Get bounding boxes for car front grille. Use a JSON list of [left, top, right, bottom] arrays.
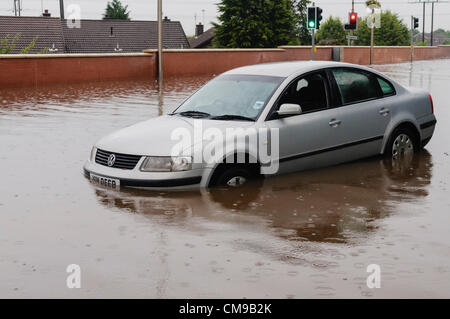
[[95, 148, 142, 170]]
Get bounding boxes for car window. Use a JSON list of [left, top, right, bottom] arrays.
[[332, 68, 380, 104], [278, 72, 328, 113], [377, 76, 395, 96], [176, 74, 284, 120]]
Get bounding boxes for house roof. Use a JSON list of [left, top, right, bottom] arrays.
[[0, 16, 65, 54], [62, 19, 190, 53], [0, 16, 190, 54], [188, 28, 215, 48]]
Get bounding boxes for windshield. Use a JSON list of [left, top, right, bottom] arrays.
[[174, 74, 284, 120]]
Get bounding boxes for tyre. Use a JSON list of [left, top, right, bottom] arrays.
[[214, 166, 257, 187], [385, 126, 419, 161]]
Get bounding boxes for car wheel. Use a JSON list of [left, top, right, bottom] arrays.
[[215, 166, 254, 187], [385, 127, 418, 162]]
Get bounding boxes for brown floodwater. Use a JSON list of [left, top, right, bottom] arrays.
[[0, 60, 449, 298]]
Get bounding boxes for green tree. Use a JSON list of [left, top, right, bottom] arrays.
[[292, 0, 311, 45], [355, 10, 409, 46], [366, 0, 381, 7], [315, 16, 346, 45], [435, 28, 450, 38], [0, 33, 46, 54], [0, 33, 20, 54], [104, 0, 130, 20], [213, 0, 299, 48], [268, 0, 300, 46]]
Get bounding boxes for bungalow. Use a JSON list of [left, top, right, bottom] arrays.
[[0, 15, 190, 54]]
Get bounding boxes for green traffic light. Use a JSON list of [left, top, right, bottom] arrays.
[[309, 21, 315, 28]]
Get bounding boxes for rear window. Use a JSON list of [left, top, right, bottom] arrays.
[[332, 68, 380, 104], [376, 77, 395, 96]]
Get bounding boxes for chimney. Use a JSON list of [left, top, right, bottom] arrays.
[[42, 9, 51, 17], [59, 0, 65, 19], [195, 22, 204, 37]]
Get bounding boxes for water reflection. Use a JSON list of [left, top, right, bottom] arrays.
[[92, 151, 432, 245], [0, 76, 212, 116]]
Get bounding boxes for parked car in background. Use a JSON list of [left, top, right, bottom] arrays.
[[84, 61, 436, 189]]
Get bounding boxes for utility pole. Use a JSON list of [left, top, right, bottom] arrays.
[[59, 0, 65, 19], [422, 2, 426, 43], [13, 0, 21, 17], [157, 0, 163, 86], [431, 2, 434, 46]]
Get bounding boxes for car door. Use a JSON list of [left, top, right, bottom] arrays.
[[264, 71, 344, 175], [329, 67, 392, 159]]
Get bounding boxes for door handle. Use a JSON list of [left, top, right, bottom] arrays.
[[329, 119, 342, 127], [379, 108, 390, 116]]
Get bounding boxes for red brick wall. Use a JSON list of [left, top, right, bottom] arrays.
[[281, 46, 333, 61], [1, 46, 449, 88], [161, 49, 285, 77], [0, 54, 156, 88]]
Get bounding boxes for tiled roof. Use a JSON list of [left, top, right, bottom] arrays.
[[62, 19, 190, 53], [0, 16, 65, 54], [0, 16, 190, 54], [188, 28, 215, 48]]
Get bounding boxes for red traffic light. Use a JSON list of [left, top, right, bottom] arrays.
[[350, 12, 357, 22]]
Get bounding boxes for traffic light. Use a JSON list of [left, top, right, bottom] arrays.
[[307, 7, 323, 30], [316, 7, 323, 29], [344, 11, 358, 30], [307, 7, 316, 29], [413, 17, 419, 29]]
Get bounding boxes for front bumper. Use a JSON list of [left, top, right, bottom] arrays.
[[83, 160, 205, 189]]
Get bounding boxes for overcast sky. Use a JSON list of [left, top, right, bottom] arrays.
[[1, 0, 449, 36]]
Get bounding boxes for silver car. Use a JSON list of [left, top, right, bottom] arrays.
[[84, 61, 436, 189]]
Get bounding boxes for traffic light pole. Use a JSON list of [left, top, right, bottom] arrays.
[[410, 16, 414, 63], [351, 0, 354, 46], [311, 2, 315, 61]]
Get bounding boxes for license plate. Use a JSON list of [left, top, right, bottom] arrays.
[[90, 173, 120, 190]]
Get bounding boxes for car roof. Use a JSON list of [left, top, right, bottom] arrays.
[[223, 60, 368, 78]]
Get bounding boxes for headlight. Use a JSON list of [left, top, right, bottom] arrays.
[[140, 156, 192, 172], [90, 146, 97, 162]]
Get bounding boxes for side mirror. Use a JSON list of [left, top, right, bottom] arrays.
[[276, 103, 302, 116]]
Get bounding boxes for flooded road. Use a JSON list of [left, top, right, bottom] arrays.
[[0, 59, 449, 298]]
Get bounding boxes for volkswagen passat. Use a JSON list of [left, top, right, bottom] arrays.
[[84, 61, 436, 190]]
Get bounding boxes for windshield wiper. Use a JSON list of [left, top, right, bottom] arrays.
[[210, 114, 255, 122], [175, 111, 211, 118]]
